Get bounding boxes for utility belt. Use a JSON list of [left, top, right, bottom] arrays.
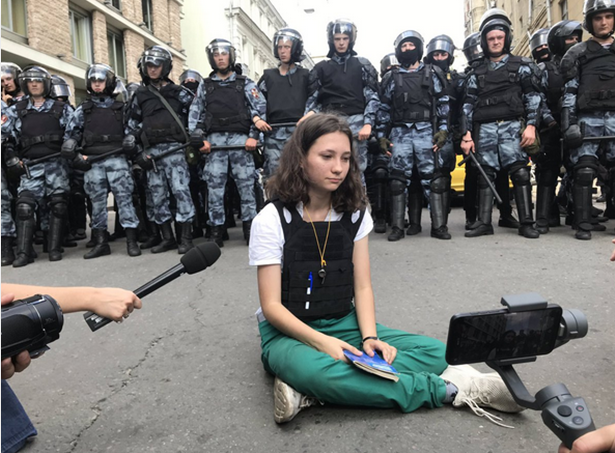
[[323, 103, 363, 116], [21, 134, 62, 149]]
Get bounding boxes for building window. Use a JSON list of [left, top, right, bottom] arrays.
[[111, 0, 121, 9], [69, 7, 93, 63], [107, 29, 126, 79], [142, 0, 153, 30], [560, 0, 568, 20], [1, 0, 27, 36]]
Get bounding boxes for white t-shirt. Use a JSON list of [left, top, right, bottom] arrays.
[[249, 201, 373, 266]]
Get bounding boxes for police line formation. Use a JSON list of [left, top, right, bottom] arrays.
[[2, 0, 615, 269]]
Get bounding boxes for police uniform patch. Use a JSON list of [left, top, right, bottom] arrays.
[[250, 88, 260, 99], [1, 115, 7, 125]]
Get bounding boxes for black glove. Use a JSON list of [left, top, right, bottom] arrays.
[[189, 129, 205, 149], [122, 134, 137, 153], [5, 156, 25, 177], [563, 124, 583, 149], [134, 151, 154, 171], [61, 139, 78, 160], [2, 142, 18, 162], [72, 153, 92, 172]]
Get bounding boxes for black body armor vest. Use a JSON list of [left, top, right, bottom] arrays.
[[16, 100, 64, 159], [577, 41, 615, 112], [262, 68, 309, 123], [135, 84, 186, 145], [274, 200, 364, 322], [81, 100, 125, 155], [541, 59, 564, 119], [391, 66, 434, 125], [203, 76, 251, 134], [473, 56, 525, 123], [317, 57, 365, 116]]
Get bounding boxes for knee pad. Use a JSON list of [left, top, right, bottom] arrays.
[[16, 196, 36, 221], [389, 179, 406, 196], [374, 167, 388, 182], [430, 175, 449, 194], [50, 194, 69, 217], [575, 156, 599, 172], [510, 166, 531, 186], [575, 166, 595, 187]]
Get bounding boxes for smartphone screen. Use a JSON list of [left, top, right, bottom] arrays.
[[445, 305, 563, 365]]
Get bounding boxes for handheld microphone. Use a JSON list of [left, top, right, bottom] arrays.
[[83, 242, 221, 332]]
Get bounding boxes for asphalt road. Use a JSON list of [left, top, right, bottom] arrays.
[[3, 204, 614, 453]]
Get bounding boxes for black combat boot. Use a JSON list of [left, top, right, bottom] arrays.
[[208, 225, 225, 248], [2, 236, 15, 266], [465, 187, 495, 237], [140, 221, 161, 250], [84, 229, 111, 259], [511, 167, 540, 239], [48, 213, 65, 261], [242, 219, 252, 246], [177, 222, 194, 254], [125, 228, 141, 257], [151, 221, 177, 253]]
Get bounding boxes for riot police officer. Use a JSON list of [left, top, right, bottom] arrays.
[[530, 28, 552, 64], [377, 30, 451, 241], [126, 46, 196, 254], [1, 66, 74, 266], [1, 62, 24, 106], [63, 63, 141, 258], [305, 19, 380, 176], [460, 9, 542, 239], [188, 39, 266, 247], [561, 0, 615, 239], [257, 28, 310, 181]]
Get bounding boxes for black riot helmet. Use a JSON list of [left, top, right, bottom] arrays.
[[583, 0, 615, 37], [125, 82, 140, 103], [530, 28, 551, 62], [179, 69, 202, 85], [479, 8, 513, 56], [138, 46, 173, 83], [394, 30, 424, 67], [326, 19, 358, 58], [380, 53, 400, 77], [206, 39, 236, 73], [273, 28, 304, 63], [18, 66, 52, 97], [462, 32, 484, 63], [86, 63, 117, 96], [50, 75, 72, 101], [426, 34, 456, 67], [1, 62, 22, 96], [548, 20, 583, 56]]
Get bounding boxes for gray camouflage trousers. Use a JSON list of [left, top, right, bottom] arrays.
[[389, 124, 441, 197], [84, 155, 139, 230], [347, 113, 369, 173], [571, 111, 615, 166], [145, 144, 195, 225], [475, 120, 529, 172], [203, 132, 257, 226], [1, 167, 15, 237], [18, 158, 69, 231], [262, 125, 294, 180]]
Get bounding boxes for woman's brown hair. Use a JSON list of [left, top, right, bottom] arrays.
[[266, 113, 367, 213]]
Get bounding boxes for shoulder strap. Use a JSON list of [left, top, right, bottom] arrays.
[[146, 84, 188, 143], [340, 208, 366, 241]]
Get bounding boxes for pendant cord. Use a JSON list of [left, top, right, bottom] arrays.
[[303, 204, 332, 269]]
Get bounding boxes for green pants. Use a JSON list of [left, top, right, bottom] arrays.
[[259, 310, 448, 413]]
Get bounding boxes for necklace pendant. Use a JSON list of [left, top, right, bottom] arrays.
[[318, 268, 326, 285]]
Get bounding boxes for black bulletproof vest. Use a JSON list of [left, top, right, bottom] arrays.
[[473, 56, 525, 123], [203, 76, 251, 134], [274, 200, 364, 322], [81, 100, 124, 155], [135, 84, 186, 145], [542, 59, 564, 118], [577, 41, 615, 112], [262, 67, 309, 123], [16, 99, 64, 159], [391, 66, 434, 125], [317, 57, 365, 116]]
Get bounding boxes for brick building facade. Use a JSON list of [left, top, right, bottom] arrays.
[[1, 0, 185, 105]]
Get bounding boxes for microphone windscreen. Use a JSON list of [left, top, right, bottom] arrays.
[[180, 243, 221, 274]]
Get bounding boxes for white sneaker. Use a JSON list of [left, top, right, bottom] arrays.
[[273, 377, 317, 424], [441, 365, 525, 428]]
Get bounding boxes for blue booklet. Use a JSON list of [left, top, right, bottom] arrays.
[[343, 350, 399, 382]]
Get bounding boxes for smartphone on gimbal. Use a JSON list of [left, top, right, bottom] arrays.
[[445, 305, 563, 365]]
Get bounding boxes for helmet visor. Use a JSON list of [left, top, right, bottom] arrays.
[[143, 49, 169, 67]]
